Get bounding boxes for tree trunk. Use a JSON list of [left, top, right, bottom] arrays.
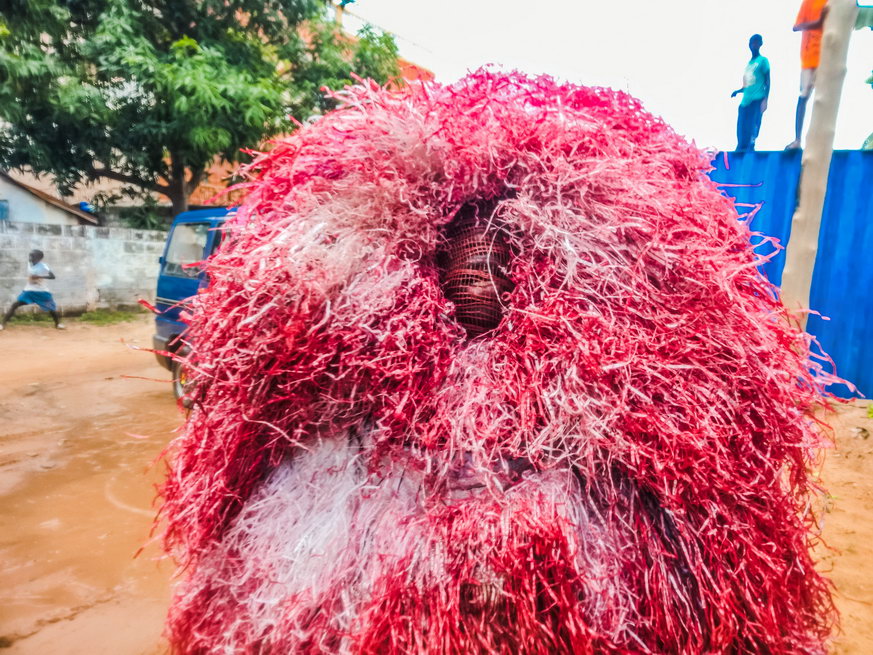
[[167, 151, 190, 216], [780, 0, 858, 328], [168, 184, 189, 216]]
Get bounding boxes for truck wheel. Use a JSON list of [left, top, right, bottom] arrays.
[[171, 357, 193, 408]]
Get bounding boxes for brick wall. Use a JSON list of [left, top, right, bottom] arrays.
[[0, 221, 167, 313]]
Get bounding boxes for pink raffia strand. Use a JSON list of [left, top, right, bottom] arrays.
[[159, 69, 838, 654]]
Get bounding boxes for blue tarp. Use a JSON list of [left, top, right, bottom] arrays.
[[709, 150, 873, 397]]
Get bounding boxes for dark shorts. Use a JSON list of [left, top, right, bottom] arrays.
[[17, 290, 57, 312], [736, 100, 764, 152]]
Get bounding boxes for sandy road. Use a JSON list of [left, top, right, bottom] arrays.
[[818, 402, 873, 654], [0, 317, 177, 654], [0, 316, 872, 654]]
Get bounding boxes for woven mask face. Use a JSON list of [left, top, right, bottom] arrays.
[[439, 205, 514, 338], [160, 71, 835, 655]]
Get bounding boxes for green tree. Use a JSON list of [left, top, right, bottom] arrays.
[[0, 0, 399, 215]]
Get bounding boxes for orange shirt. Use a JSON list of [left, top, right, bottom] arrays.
[[795, 0, 827, 69]]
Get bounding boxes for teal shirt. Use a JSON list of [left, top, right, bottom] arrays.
[[740, 55, 770, 106]]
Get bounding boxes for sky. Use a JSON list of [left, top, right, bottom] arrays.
[[342, 0, 873, 151]]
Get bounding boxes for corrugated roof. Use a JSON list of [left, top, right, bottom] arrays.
[[0, 171, 99, 224]]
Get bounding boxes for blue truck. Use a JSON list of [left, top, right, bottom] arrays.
[[153, 208, 232, 400]]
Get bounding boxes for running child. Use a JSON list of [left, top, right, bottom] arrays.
[[1, 250, 65, 330]]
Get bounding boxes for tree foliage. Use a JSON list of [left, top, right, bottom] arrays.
[[0, 0, 400, 214]]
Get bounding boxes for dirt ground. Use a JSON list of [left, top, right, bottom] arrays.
[[0, 317, 175, 655], [0, 316, 872, 654]]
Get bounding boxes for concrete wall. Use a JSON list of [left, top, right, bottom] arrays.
[[0, 221, 167, 313], [0, 176, 81, 225]]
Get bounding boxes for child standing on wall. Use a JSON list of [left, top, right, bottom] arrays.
[[786, 0, 828, 150], [0, 250, 65, 330], [731, 34, 770, 151]]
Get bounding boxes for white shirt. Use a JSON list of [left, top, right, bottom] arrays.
[[24, 262, 51, 292]]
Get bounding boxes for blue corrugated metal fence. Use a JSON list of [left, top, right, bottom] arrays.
[[709, 150, 873, 397]]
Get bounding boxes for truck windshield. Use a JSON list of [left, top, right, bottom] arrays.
[[164, 222, 210, 278]]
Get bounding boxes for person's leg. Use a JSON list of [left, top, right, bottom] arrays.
[[736, 106, 744, 151], [737, 104, 752, 151], [787, 69, 815, 149], [736, 108, 743, 150], [755, 100, 764, 139], [794, 96, 809, 141], [1, 301, 25, 328], [36, 293, 64, 329], [750, 100, 764, 151]]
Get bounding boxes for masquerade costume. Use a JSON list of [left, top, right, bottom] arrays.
[[161, 71, 835, 654]]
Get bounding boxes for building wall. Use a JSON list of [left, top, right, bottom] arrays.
[[0, 177, 81, 226], [0, 222, 167, 313]]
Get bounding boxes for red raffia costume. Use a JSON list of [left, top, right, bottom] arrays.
[[160, 70, 836, 654]]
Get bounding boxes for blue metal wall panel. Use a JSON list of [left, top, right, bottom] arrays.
[[709, 151, 873, 397]]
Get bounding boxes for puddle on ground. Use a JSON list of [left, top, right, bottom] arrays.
[[0, 389, 180, 645]]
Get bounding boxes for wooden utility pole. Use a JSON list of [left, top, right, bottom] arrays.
[[780, 0, 859, 328]]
